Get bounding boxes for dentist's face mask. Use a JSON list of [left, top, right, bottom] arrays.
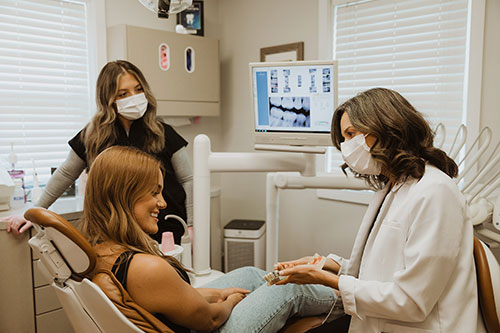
[[340, 134, 381, 175], [115, 92, 148, 120]]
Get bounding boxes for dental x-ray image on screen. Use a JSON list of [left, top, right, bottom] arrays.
[[269, 97, 310, 128], [250, 60, 338, 146]]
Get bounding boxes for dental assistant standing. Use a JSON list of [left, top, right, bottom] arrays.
[[5, 60, 192, 245], [275, 88, 483, 332]]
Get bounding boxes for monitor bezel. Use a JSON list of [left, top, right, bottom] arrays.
[[249, 60, 338, 147]]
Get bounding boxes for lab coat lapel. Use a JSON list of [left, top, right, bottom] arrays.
[[345, 184, 390, 278]]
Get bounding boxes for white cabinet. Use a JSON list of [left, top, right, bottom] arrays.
[[107, 25, 220, 117]]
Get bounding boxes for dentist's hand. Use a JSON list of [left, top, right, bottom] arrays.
[[4, 213, 33, 235], [274, 255, 316, 270], [275, 264, 339, 290]]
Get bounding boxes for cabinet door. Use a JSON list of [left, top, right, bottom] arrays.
[[0, 224, 36, 332], [126, 25, 220, 103]]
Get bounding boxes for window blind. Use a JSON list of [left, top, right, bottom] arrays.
[[326, 0, 468, 174], [0, 0, 91, 187]]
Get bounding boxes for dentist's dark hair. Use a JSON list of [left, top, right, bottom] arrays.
[[331, 88, 458, 189]]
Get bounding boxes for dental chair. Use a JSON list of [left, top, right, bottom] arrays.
[[26, 207, 325, 333], [474, 236, 500, 332], [26, 207, 173, 333]]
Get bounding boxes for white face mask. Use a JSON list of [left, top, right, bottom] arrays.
[[340, 134, 381, 175], [115, 93, 148, 120]]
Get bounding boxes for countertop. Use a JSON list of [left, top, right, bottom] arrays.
[[0, 196, 84, 230]]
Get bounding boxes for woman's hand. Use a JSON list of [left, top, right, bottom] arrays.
[[4, 214, 32, 235], [219, 287, 249, 303], [275, 264, 340, 289], [276, 256, 341, 274], [198, 287, 249, 303], [225, 291, 247, 307]]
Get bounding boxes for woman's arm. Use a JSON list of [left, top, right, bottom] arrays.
[[5, 149, 85, 235], [127, 254, 247, 331], [36, 149, 86, 208], [171, 147, 193, 225]]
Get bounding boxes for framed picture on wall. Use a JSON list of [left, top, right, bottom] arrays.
[[260, 42, 304, 62], [177, 0, 204, 36]]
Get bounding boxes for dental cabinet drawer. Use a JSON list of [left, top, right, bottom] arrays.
[[35, 284, 62, 314], [36, 308, 73, 333]]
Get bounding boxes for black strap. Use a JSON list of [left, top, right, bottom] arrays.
[[111, 251, 136, 290]]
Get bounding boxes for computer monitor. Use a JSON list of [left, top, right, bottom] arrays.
[[250, 60, 338, 146]]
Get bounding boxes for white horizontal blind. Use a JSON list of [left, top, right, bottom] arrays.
[[0, 0, 91, 186], [326, 0, 468, 174]]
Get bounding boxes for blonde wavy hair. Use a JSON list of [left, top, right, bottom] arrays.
[[82, 60, 165, 166], [81, 146, 183, 272]]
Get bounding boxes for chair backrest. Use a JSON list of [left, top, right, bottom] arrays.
[[25, 208, 171, 333], [474, 236, 500, 332]]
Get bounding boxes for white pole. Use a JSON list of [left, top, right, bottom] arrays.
[[208, 152, 308, 173], [274, 173, 369, 190], [193, 135, 212, 275], [265, 173, 279, 271]]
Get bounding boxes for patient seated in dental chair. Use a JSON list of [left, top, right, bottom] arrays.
[[82, 146, 336, 332]]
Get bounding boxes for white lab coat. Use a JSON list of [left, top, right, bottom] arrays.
[[330, 165, 484, 333]]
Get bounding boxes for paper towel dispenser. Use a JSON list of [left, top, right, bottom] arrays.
[[107, 25, 220, 117]]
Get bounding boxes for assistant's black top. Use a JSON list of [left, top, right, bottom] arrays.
[[69, 120, 188, 244], [112, 251, 190, 333]]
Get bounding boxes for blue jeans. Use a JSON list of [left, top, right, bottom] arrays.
[[200, 267, 336, 333]]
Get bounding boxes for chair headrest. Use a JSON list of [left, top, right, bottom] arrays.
[[25, 208, 96, 278]]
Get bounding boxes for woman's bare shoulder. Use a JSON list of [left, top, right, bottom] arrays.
[[128, 253, 181, 282]]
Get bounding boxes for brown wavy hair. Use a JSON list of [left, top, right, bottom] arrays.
[[80, 146, 185, 274], [82, 60, 165, 166], [331, 88, 458, 189]]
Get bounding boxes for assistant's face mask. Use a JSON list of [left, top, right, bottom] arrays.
[[115, 92, 148, 120], [340, 134, 381, 175]]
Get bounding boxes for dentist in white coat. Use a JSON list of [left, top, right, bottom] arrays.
[[276, 88, 484, 332]]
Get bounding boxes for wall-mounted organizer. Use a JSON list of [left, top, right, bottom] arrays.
[[107, 25, 220, 117]]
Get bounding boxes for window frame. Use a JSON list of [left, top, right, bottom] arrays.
[[316, 0, 485, 205]]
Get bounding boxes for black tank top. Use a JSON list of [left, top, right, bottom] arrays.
[[111, 251, 190, 333]]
